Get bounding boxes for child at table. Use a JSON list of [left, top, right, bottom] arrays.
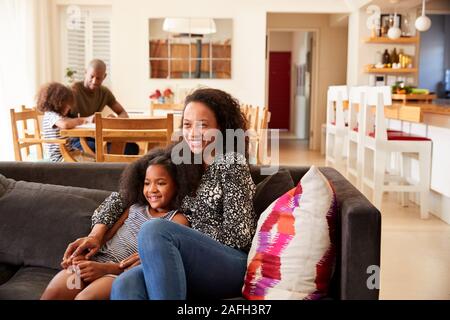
[[36, 82, 93, 162], [40, 148, 191, 300]]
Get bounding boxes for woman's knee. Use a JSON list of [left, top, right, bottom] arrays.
[[138, 219, 177, 248], [110, 267, 147, 300]]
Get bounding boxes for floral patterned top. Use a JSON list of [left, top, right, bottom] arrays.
[[92, 152, 257, 251]]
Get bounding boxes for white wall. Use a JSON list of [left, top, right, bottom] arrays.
[[269, 31, 293, 52], [105, 0, 351, 111]]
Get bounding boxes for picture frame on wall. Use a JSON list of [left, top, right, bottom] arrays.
[[379, 14, 402, 37]]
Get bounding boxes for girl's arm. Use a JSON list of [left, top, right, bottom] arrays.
[[54, 117, 87, 129], [104, 208, 130, 242], [171, 213, 190, 227]]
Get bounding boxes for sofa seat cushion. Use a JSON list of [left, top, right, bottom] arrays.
[[0, 267, 59, 300], [0, 174, 111, 270], [0, 263, 19, 286]]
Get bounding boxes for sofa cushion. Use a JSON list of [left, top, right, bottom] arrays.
[[0, 263, 19, 286], [0, 267, 59, 300], [253, 169, 295, 219], [243, 166, 337, 299], [0, 174, 111, 270]]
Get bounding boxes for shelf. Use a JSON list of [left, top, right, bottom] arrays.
[[364, 66, 418, 74], [364, 36, 419, 44]]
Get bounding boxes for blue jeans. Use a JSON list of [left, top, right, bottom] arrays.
[[110, 219, 248, 300], [71, 137, 139, 155]]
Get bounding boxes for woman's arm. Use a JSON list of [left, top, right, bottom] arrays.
[[91, 192, 127, 229], [217, 154, 257, 250], [61, 224, 108, 268], [61, 193, 127, 268]]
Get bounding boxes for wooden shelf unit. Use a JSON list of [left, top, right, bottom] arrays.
[[364, 36, 419, 44], [364, 66, 418, 74]]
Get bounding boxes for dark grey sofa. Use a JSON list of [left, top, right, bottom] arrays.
[[0, 161, 381, 300]]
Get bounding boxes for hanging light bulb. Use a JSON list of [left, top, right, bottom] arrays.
[[415, 0, 432, 32], [388, 12, 401, 39]]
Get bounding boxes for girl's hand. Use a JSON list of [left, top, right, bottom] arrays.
[[75, 261, 110, 283], [119, 253, 141, 270]]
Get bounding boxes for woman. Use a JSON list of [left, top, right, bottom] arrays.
[[63, 88, 256, 299]]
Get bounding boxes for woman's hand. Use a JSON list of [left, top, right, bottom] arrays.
[[61, 236, 102, 268], [119, 253, 141, 271]]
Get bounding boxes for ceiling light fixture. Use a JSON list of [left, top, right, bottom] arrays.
[[415, 0, 432, 32]]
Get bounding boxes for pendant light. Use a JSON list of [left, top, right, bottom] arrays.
[[415, 0, 432, 32]]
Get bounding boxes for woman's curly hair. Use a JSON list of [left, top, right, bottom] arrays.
[[36, 82, 74, 115], [119, 146, 203, 210], [183, 88, 249, 160]]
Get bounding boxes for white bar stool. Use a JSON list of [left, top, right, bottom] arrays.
[[325, 85, 348, 173], [361, 86, 432, 219]]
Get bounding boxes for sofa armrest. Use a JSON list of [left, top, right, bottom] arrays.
[[318, 167, 381, 300], [340, 197, 381, 300]]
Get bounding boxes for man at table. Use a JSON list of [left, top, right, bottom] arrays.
[[70, 59, 138, 154]]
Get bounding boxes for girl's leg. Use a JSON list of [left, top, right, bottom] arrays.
[[110, 265, 149, 300], [137, 219, 248, 300], [40, 268, 86, 300], [74, 276, 115, 300]]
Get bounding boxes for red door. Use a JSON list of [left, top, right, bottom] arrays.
[[268, 52, 291, 130]]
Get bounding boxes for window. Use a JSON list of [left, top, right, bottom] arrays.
[[60, 5, 111, 85]]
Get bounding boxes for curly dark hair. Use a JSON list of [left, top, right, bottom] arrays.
[[183, 88, 249, 159], [36, 82, 74, 115], [119, 146, 203, 210]]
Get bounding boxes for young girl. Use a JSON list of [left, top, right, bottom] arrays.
[[40, 148, 190, 300], [36, 82, 91, 162]]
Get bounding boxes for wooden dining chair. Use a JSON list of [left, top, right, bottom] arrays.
[[149, 102, 184, 116], [94, 112, 174, 163], [10, 107, 76, 162], [256, 107, 271, 165]]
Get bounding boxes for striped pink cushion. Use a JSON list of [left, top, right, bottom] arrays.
[[243, 166, 337, 299]]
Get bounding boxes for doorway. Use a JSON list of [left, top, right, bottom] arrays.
[[266, 30, 316, 141]]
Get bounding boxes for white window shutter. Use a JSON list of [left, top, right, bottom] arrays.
[[90, 15, 111, 85], [64, 10, 87, 83], [61, 6, 111, 85]]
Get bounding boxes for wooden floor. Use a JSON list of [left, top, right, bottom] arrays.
[[277, 139, 450, 300]]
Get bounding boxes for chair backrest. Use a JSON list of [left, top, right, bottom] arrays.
[[364, 86, 392, 141], [348, 86, 369, 135], [149, 102, 184, 116], [240, 104, 249, 118], [327, 86, 348, 129], [9, 106, 44, 161], [257, 107, 271, 165], [246, 105, 259, 132], [95, 113, 174, 163]]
